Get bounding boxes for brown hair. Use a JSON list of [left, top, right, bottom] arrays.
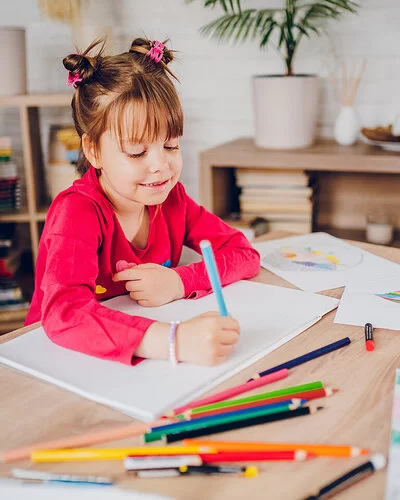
[[63, 38, 184, 174]]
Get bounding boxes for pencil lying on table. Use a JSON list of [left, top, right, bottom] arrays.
[[144, 399, 307, 443], [185, 387, 338, 420], [31, 446, 217, 463], [0, 418, 174, 464], [183, 440, 370, 458], [167, 368, 289, 417], [162, 406, 324, 444], [179, 381, 324, 419]]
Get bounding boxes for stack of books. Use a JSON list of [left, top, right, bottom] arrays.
[[0, 137, 21, 213], [0, 231, 29, 314], [235, 168, 314, 234]]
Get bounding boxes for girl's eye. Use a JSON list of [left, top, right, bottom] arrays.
[[165, 145, 180, 151], [126, 151, 146, 159]]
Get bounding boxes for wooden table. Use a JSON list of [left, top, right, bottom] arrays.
[[1, 232, 399, 499]]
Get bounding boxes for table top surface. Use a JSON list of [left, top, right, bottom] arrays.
[[1, 232, 399, 500]]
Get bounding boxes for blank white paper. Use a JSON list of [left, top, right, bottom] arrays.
[[0, 281, 338, 421]]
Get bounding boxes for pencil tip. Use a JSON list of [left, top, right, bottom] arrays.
[[316, 406, 324, 411], [332, 388, 340, 394]]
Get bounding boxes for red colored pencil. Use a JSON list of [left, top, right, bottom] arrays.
[[200, 450, 314, 463], [187, 387, 338, 420], [167, 369, 289, 417]]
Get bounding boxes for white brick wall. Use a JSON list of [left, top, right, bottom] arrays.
[[1, 0, 400, 200]]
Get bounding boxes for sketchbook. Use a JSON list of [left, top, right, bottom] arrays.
[[0, 281, 338, 422], [253, 232, 400, 293]]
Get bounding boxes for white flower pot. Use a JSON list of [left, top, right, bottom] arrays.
[[253, 75, 320, 149], [333, 106, 360, 146]]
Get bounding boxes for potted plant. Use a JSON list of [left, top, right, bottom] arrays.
[[187, 0, 359, 149]]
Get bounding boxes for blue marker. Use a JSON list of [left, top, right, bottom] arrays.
[[200, 240, 228, 317]]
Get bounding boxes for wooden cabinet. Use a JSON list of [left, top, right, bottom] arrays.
[[200, 137, 400, 243]]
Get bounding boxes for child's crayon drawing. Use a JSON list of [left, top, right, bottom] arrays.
[[376, 290, 400, 304], [262, 245, 363, 272]]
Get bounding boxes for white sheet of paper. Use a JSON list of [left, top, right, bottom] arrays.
[[0, 480, 171, 500], [0, 281, 338, 422], [334, 275, 400, 330], [253, 232, 400, 293]]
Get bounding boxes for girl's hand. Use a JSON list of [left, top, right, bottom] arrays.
[[138, 312, 240, 366], [177, 312, 240, 365], [113, 263, 184, 306]]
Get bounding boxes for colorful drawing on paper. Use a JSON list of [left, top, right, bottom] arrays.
[[376, 290, 400, 304], [261, 245, 363, 272]]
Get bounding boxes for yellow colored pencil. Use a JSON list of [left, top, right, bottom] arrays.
[[31, 446, 216, 463]]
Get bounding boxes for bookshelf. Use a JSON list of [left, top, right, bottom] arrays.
[[0, 93, 72, 332], [200, 137, 400, 243]]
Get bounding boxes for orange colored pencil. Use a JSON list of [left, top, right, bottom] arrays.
[[0, 417, 174, 464], [185, 387, 338, 420], [183, 439, 369, 458]]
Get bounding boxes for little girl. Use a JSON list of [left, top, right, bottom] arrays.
[[25, 38, 260, 366]]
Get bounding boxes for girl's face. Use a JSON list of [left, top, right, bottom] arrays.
[[94, 125, 183, 212]]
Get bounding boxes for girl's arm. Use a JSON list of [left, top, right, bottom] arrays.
[[40, 233, 157, 364], [38, 195, 158, 365], [173, 185, 260, 299]]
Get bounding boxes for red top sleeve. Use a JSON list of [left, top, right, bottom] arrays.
[[39, 195, 155, 365], [173, 185, 260, 299]]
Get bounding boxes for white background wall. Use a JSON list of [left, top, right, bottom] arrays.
[[1, 0, 400, 200]]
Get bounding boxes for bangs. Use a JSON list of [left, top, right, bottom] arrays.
[[106, 84, 184, 150]]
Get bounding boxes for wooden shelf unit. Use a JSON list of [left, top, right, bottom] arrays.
[[0, 93, 73, 333], [0, 93, 73, 258], [200, 137, 400, 243]]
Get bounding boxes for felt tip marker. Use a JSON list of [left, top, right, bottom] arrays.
[[364, 323, 375, 351]]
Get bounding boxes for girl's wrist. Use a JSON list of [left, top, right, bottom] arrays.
[[136, 322, 170, 360]]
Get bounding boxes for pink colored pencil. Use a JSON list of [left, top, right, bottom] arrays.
[[168, 368, 289, 416], [0, 417, 172, 464]]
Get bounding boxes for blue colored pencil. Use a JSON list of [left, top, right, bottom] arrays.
[[200, 240, 228, 316], [248, 337, 351, 382]]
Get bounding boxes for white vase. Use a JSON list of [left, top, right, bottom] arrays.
[[334, 106, 360, 146], [253, 75, 320, 149]]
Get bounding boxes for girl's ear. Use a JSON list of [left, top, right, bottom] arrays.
[[82, 134, 100, 169]]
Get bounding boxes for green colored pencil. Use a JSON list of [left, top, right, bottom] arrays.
[[182, 381, 323, 418], [143, 399, 305, 443]]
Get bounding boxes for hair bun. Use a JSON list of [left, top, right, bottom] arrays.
[[129, 37, 174, 66], [63, 40, 103, 88]]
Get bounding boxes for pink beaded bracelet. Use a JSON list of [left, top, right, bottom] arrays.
[[168, 321, 181, 365]]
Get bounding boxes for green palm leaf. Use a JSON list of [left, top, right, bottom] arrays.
[[187, 0, 360, 75]]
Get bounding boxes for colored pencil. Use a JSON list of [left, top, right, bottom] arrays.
[[0, 417, 173, 464], [200, 240, 228, 316], [144, 399, 306, 443], [185, 381, 324, 417], [167, 368, 289, 417], [184, 440, 370, 458], [124, 455, 202, 470], [248, 337, 351, 381], [163, 406, 323, 444], [31, 446, 217, 463], [187, 388, 338, 420], [200, 450, 314, 462], [137, 465, 259, 478]]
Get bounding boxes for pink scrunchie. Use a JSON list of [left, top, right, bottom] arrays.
[[146, 41, 165, 64]]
